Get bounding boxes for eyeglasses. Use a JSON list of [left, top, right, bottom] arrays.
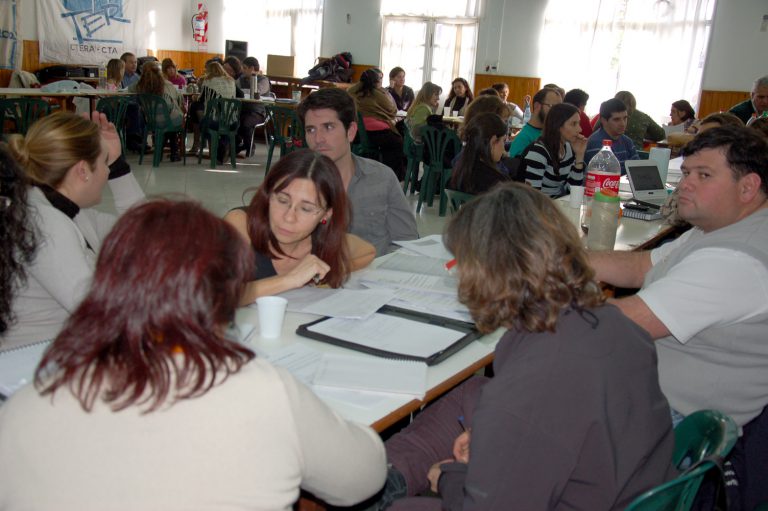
[[270, 192, 326, 217]]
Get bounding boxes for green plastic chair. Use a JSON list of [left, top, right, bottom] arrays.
[[264, 105, 304, 173], [402, 126, 423, 195], [198, 97, 242, 169], [418, 125, 461, 216], [96, 96, 131, 153], [673, 410, 739, 471], [137, 93, 185, 167], [0, 98, 51, 137], [352, 111, 380, 160], [624, 459, 719, 511], [638, 150, 650, 160], [445, 188, 476, 213]]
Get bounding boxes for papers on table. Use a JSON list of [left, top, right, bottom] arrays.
[[394, 234, 452, 261], [357, 268, 457, 296], [377, 252, 448, 277], [277, 287, 395, 320], [0, 341, 51, 398]]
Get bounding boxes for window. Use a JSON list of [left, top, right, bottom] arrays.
[[222, 0, 323, 79], [380, 0, 480, 92], [539, 0, 716, 122]]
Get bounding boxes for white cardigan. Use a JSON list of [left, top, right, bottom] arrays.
[[0, 171, 144, 351]]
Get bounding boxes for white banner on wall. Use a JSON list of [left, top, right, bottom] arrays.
[[36, 0, 148, 65], [0, 0, 21, 69]]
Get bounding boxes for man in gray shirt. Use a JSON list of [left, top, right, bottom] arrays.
[[298, 89, 419, 255]]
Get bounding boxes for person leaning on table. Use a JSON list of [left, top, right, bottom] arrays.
[[0, 112, 144, 353], [0, 199, 387, 511], [224, 149, 375, 303], [374, 183, 674, 511]]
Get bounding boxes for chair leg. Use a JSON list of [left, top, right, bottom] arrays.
[[265, 141, 276, 173], [198, 132, 207, 165], [138, 128, 148, 165], [438, 171, 450, 217], [229, 134, 237, 168], [416, 167, 433, 213], [152, 131, 163, 167], [209, 132, 218, 169]]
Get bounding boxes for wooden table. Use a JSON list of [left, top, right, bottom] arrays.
[[0, 88, 135, 113]]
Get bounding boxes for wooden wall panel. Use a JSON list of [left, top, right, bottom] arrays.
[[474, 74, 541, 107], [148, 49, 222, 78], [698, 90, 750, 119]]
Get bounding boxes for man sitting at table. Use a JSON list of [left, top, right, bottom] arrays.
[[589, 124, 768, 431], [297, 88, 419, 255], [507, 87, 562, 157], [729, 75, 768, 124], [584, 98, 639, 174], [120, 52, 139, 88]]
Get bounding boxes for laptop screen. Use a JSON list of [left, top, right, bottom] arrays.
[[628, 164, 665, 191]]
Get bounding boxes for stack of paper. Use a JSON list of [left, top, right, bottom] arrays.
[[313, 353, 427, 398]]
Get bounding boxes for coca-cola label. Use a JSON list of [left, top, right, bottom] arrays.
[[585, 170, 620, 197]]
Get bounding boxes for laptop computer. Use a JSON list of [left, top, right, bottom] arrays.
[[625, 160, 668, 209]]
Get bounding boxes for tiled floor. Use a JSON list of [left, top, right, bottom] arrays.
[[99, 141, 450, 237]]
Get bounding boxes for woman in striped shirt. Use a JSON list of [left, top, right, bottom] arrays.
[[523, 103, 587, 197]]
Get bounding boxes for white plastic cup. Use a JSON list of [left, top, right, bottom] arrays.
[[452, 110, 459, 117], [256, 296, 288, 338], [443, 106, 451, 117], [569, 185, 585, 208], [291, 89, 302, 102]]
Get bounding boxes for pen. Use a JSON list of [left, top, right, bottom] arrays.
[[457, 415, 467, 432], [444, 259, 457, 273]]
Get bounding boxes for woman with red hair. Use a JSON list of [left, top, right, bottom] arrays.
[[225, 149, 375, 303], [0, 200, 387, 510]]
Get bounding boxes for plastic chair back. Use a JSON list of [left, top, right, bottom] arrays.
[[352, 110, 380, 159], [96, 96, 130, 152], [402, 126, 423, 194], [673, 410, 739, 471], [445, 188, 476, 213], [418, 125, 461, 216], [199, 97, 241, 169], [264, 105, 303, 172], [137, 93, 184, 167], [624, 460, 718, 511], [0, 98, 51, 136]]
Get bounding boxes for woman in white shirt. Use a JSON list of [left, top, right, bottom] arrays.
[[0, 199, 386, 510], [0, 112, 144, 351]]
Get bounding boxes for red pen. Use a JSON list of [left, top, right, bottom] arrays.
[[444, 258, 457, 273]]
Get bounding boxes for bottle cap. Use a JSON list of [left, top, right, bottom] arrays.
[[594, 190, 620, 203], [602, 139, 613, 146]]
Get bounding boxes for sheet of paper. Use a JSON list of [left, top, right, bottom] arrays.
[[306, 313, 465, 358], [312, 386, 397, 410], [0, 341, 50, 397], [388, 287, 473, 323], [378, 253, 451, 277], [358, 268, 457, 296], [277, 287, 394, 319], [313, 353, 427, 398], [394, 235, 452, 261], [257, 343, 322, 385]]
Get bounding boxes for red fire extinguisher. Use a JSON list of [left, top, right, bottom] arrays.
[[192, 3, 208, 46]]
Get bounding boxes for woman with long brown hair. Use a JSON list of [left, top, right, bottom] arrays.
[[225, 149, 375, 302], [132, 61, 185, 160], [380, 183, 675, 509], [0, 199, 387, 509]]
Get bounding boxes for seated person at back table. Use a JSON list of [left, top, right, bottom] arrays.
[[443, 78, 474, 117], [224, 149, 375, 304], [386, 66, 415, 112], [564, 88, 593, 138], [0, 199, 387, 510], [378, 183, 674, 510], [589, 125, 768, 431], [347, 68, 405, 181], [449, 113, 510, 194], [297, 88, 419, 255], [507, 87, 562, 157], [614, 90, 665, 150], [728, 75, 768, 124], [405, 82, 442, 143], [585, 98, 639, 174], [523, 102, 587, 197]]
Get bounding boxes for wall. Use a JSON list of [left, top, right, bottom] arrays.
[[701, 0, 768, 91], [321, 0, 382, 65]]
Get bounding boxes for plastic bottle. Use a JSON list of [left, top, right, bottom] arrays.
[[98, 63, 107, 89], [587, 191, 620, 250], [581, 140, 621, 232], [522, 95, 531, 124]]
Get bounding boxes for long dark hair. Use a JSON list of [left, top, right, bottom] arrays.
[[0, 145, 38, 336], [36, 200, 255, 412], [538, 103, 579, 175], [355, 68, 383, 98], [450, 113, 507, 193], [447, 77, 474, 102], [136, 61, 165, 96], [246, 149, 351, 287]]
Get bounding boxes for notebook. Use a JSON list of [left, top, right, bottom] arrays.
[[625, 160, 668, 209], [0, 340, 51, 399]]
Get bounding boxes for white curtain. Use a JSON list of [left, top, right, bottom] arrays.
[[539, 0, 716, 122], [222, 0, 323, 79]]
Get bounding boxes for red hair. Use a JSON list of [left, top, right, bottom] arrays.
[[246, 149, 351, 288], [35, 200, 255, 412]]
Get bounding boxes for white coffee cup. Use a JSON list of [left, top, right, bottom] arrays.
[[452, 110, 459, 117], [443, 106, 451, 117], [256, 296, 288, 338], [569, 185, 585, 208]]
